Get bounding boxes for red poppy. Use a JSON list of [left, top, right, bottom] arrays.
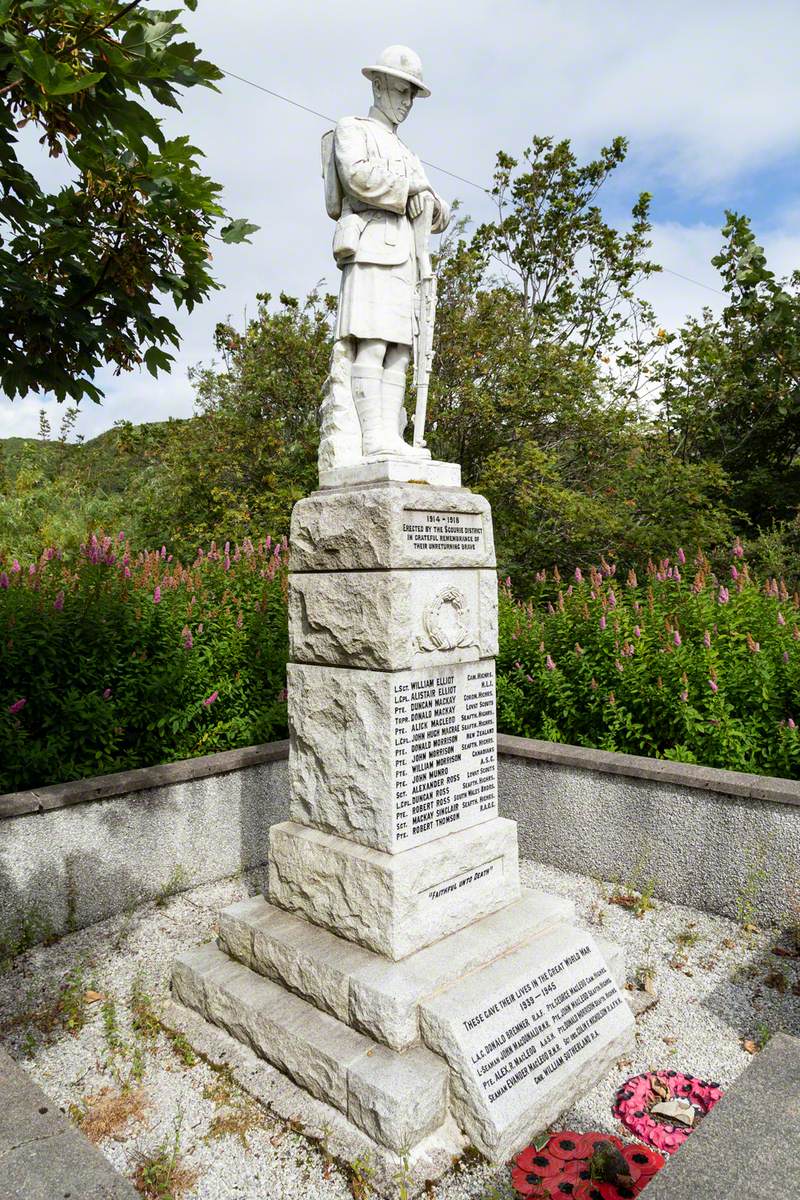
[[549, 1134, 586, 1161], [510, 1164, 548, 1197], [622, 1144, 665, 1177]]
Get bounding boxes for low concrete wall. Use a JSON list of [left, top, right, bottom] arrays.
[[498, 734, 800, 926], [0, 744, 288, 947], [2, 735, 798, 946]]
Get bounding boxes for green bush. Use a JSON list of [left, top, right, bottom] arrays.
[[496, 545, 800, 778], [0, 533, 288, 793]]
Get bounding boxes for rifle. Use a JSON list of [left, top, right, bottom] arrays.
[[412, 194, 437, 448]]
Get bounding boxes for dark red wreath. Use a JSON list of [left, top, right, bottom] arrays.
[[511, 1132, 665, 1198], [613, 1071, 724, 1153]]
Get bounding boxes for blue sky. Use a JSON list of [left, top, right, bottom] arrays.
[[2, 0, 799, 440]]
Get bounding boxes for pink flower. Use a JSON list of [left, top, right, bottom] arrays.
[[124, 565, 131, 579], [28, 564, 35, 576], [673, 568, 682, 582], [11, 559, 20, 573], [182, 626, 193, 650], [673, 630, 682, 647], [599, 615, 607, 631], [236, 612, 243, 629], [677, 547, 686, 564], [708, 679, 718, 693], [54, 590, 64, 611], [118, 530, 125, 542], [633, 625, 642, 638], [615, 660, 624, 672], [161, 545, 167, 559], [718, 586, 729, 605], [574, 567, 583, 583], [153, 586, 161, 604], [514, 660, 522, 671], [680, 690, 688, 702], [778, 612, 786, 626], [202, 690, 219, 707], [784, 651, 790, 664], [731, 564, 739, 581], [0, 572, 8, 589], [277, 688, 288, 703], [789, 718, 797, 730], [703, 630, 711, 648], [608, 589, 617, 609], [545, 654, 556, 671], [8, 697, 26, 714], [103, 687, 112, 700], [733, 538, 744, 558]]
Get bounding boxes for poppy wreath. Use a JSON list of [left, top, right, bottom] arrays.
[[511, 1132, 665, 1199], [613, 1071, 724, 1154]]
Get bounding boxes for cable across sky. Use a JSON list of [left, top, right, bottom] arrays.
[[219, 66, 725, 297]]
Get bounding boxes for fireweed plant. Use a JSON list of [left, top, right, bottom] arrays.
[[496, 544, 800, 779], [0, 533, 288, 793], [3, 535, 800, 790]]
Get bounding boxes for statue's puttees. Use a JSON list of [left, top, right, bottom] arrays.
[[319, 46, 451, 475]]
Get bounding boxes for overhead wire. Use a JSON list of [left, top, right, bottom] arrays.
[[218, 66, 725, 297]]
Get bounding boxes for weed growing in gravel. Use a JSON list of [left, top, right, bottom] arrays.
[[155, 866, 192, 908], [392, 1149, 413, 1199], [607, 845, 658, 919], [349, 1150, 375, 1199], [735, 838, 772, 931], [58, 963, 89, 1034], [671, 923, 701, 950], [0, 911, 56, 970], [71, 1087, 150, 1144], [134, 1111, 197, 1200]]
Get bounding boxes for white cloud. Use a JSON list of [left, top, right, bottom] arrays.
[[2, 0, 799, 440]]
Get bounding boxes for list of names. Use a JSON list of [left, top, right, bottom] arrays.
[[459, 939, 626, 1123], [393, 662, 497, 846]]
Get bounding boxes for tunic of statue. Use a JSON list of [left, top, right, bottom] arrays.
[[319, 46, 451, 473]]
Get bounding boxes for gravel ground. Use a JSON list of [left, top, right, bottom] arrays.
[[1, 860, 799, 1199]]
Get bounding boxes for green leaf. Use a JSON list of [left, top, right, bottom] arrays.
[[219, 218, 260, 244], [47, 71, 106, 95]]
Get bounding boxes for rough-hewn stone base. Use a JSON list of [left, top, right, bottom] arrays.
[[268, 818, 519, 959]]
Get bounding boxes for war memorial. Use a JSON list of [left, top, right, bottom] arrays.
[[170, 45, 634, 1192]]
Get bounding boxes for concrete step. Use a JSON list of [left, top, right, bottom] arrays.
[[218, 887, 575, 1051], [171, 943, 449, 1154]]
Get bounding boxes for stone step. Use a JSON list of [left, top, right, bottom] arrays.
[[218, 887, 575, 1051], [172, 943, 449, 1154]]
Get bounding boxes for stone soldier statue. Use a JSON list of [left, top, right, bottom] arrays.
[[319, 46, 451, 473]]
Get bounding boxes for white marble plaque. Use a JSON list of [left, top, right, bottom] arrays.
[[394, 661, 497, 847], [419, 924, 635, 1160], [403, 510, 485, 558]]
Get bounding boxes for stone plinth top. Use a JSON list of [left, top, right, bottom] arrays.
[[319, 456, 461, 491], [290, 481, 495, 572]]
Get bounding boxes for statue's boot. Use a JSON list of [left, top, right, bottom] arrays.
[[351, 364, 385, 455], [380, 367, 418, 456]]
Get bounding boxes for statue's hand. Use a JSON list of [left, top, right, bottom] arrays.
[[407, 192, 425, 220]]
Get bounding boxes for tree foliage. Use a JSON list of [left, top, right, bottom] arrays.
[[0, 0, 256, 404], [658, 212, 800, 532]]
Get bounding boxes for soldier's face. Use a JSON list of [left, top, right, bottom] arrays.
[[375, 76, 415, 124]]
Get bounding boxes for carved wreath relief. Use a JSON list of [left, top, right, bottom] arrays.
[[416, 585, 478, 653]]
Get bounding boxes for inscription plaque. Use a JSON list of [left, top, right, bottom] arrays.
[[459, 935, 625, 1123], [403, 510, 485, 557], [393, 660, 497, 847]]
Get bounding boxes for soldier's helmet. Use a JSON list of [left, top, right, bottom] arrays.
[[362, 45, 431, 98]]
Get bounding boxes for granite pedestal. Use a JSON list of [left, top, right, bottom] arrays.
[[171, 471, 633, 1189]]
